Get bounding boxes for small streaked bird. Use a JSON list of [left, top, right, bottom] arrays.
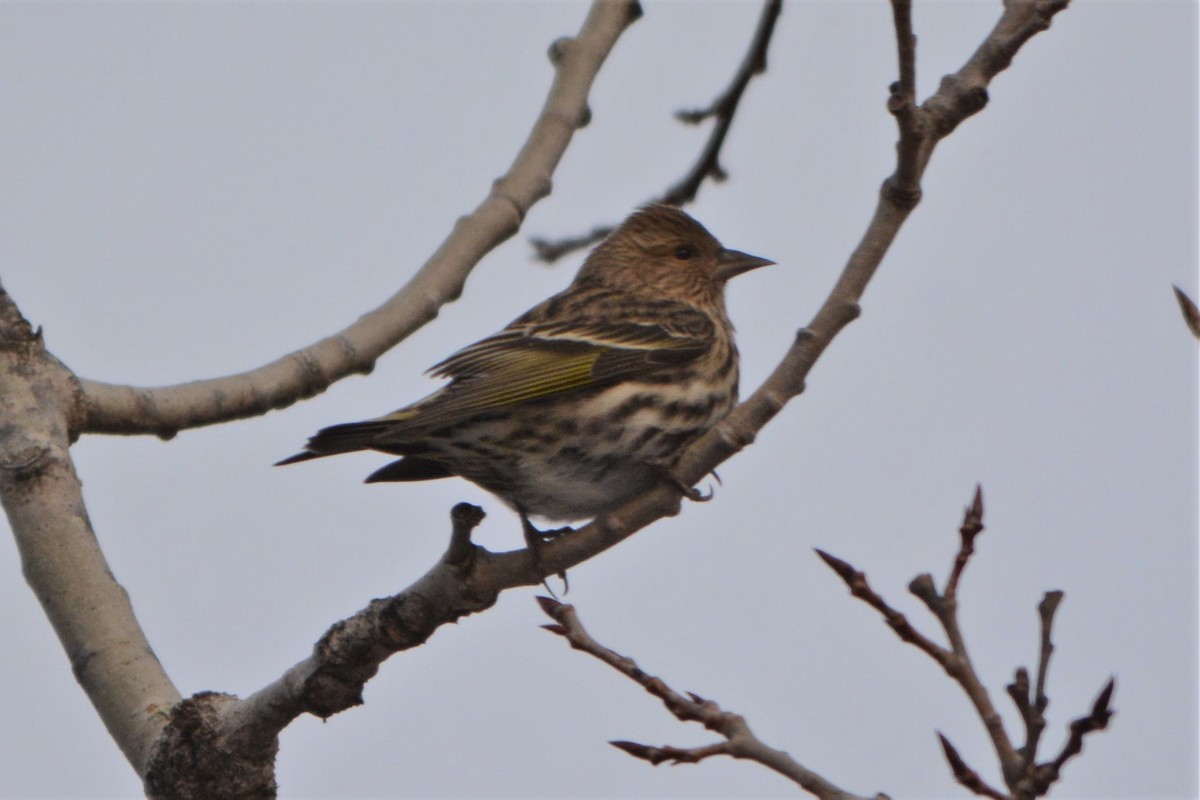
[[278, 205, 772, 541]]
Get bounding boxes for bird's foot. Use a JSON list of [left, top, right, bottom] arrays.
[[521, 514, 571, 595], [524, 521, 575, 544], [644, 458, 715, 503]]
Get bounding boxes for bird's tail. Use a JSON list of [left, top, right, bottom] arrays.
[[274, 419, 399, 466]]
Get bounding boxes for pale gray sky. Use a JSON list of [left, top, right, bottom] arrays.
[[1, 2, 1196, 798]]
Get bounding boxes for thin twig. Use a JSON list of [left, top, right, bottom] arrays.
[[1034, 593, 1063, 706], [887, 0, 922, 196], [444, 502, 486, 568], [1173, 285, 1200, 339], [937, 733, 1009, 800], [537, 597, 878, 800], [1029, 592, 1063, 740], [1019, 679, 1116, 797], [946, 484, 985, 599], [529, 225, 616, 264], [1007, 591, 1064, 774], [815, 549, 954, 668], [661, 0, 782, 206], [532, 0, 783, 263], [824, 483, 1114, 799], [822, 486, 1022, 786], [1007, 667, 1037, 766], [1046, 679, 1116, 774]]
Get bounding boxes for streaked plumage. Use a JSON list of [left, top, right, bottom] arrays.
[[278, 205, 772, 524]]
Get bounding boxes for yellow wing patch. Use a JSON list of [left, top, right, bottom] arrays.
[[374, 315, 713, 436]]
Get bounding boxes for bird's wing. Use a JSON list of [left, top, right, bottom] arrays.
[[429, 309, 714, 376], [374, 310, 715, 434]]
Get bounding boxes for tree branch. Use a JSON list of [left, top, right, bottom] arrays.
[[1007, 591, 1063, 770], [78, 0, 643, 439], [1018, 679, 1115, 797], [663, 0, 781, 203], [531, 0, 783, 263], [937, 732, 1009, 800], [589, 2, 1071, 600], [537, 597, 881, 800], [814, 548, 955, 668], [1173, 285, 1200, 339], [824, 488, 1020, 785], [887, 0, 923, 195], [820, 486, 1115, 799], [0, 287, 181, 774]]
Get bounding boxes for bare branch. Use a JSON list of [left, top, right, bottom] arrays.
[[1049, 679, 1116, 772], [937, 732, 1009, 800], [1019, 679, 1116, 798], [609, 739, 732, 765], [146, 504, 500, 793], [1007, 667, 1037, 767], [890, 0, 916, 103], [444, 502, 487, 568], [887, 0, 922, 195], [946, 484, 985, 598], [822, 486, 1021, 785], [1173, 285, 1200, 339], [815, 549, 954, 668], [920, 0, 1070, 150], [78, 1, 643, 438], [1033, 591, 1063, 708], [661, 0, 782, 205], [537, 598, 880, 800], [888, 0, 1071, 198], [1005, 587, 1064, 781], [0, 288, 180, 775], [825, 485, 1115, 799], [531, 224, 617, 264], [532, 0, 783, 262], [654, 4, 1072, 526]]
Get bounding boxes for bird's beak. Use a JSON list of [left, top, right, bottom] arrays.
[[714, 248, 775, 282]]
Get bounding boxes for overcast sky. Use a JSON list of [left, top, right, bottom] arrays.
[[0, 2, 1196, 798]]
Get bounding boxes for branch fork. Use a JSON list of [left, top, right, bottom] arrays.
[[821, 486, 1114, 799]]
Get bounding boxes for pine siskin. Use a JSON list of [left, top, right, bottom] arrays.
[[278, 205, 772, 535]]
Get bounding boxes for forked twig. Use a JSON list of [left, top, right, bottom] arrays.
[[537, 597, 882, 800], [821, 486, 1115, 799], [532, 0, 782, 263]]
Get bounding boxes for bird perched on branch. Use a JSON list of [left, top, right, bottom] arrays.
[[278, 205, 772, 544]]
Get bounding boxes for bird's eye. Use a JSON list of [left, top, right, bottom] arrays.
[[674, 245, 695, 261]]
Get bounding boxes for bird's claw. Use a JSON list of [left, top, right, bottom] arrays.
[[645, 459, 713, 503], [536, 525, 574, 543], [521, 514, 571, 595]]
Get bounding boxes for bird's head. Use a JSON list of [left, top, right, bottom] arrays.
[[575, 205, 773, 306]]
